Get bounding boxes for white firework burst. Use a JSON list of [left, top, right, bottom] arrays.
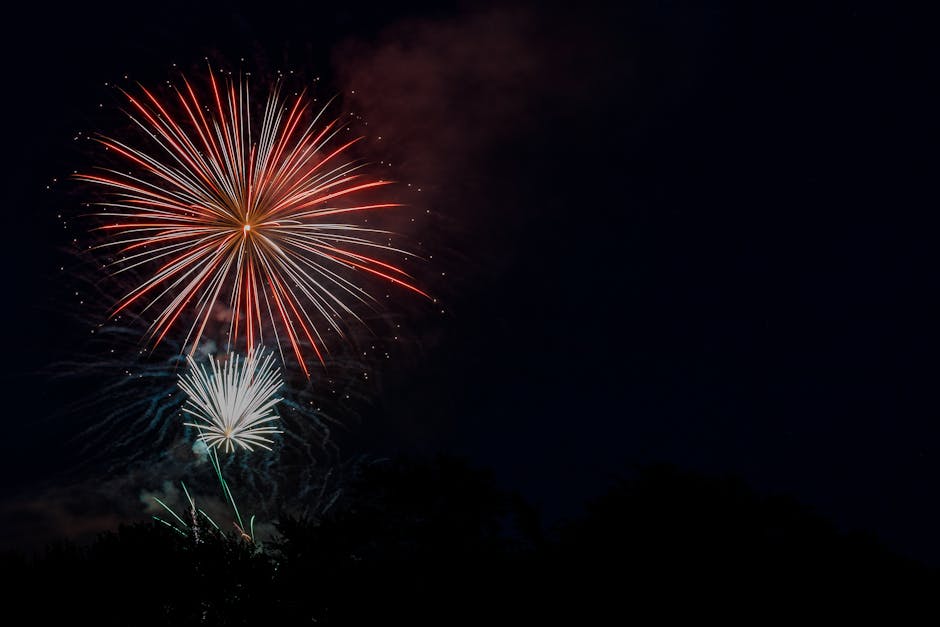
[[179, 347, 283, 452]]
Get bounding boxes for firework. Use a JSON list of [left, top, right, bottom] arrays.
[[179, 347, 283, 453], [152, 447, 257, 542], [78, 69, 428, 375]]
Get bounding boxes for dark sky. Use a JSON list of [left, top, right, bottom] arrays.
[[2, 0, 938, 566]]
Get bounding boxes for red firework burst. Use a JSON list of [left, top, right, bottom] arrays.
[[77, 69, 428, 375]]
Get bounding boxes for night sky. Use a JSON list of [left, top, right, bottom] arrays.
[[2, 0, 938, 568]]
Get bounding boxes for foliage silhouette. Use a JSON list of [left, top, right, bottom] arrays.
[[3, 457, 937, 624]]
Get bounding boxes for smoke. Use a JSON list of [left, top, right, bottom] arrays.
[[139, 480, 181, 514], [191, 439, 210, 464], [335, 5, 618, 190], [0, 445, 344, 551], [334, 7, 543, 190]]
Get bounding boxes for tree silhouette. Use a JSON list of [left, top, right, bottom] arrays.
[[3, 457, 937, 625]]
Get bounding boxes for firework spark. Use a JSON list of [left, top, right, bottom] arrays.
[[179, 347, 283, 453], [152, 447, 257, 543], [78, 69, 428, 375]]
